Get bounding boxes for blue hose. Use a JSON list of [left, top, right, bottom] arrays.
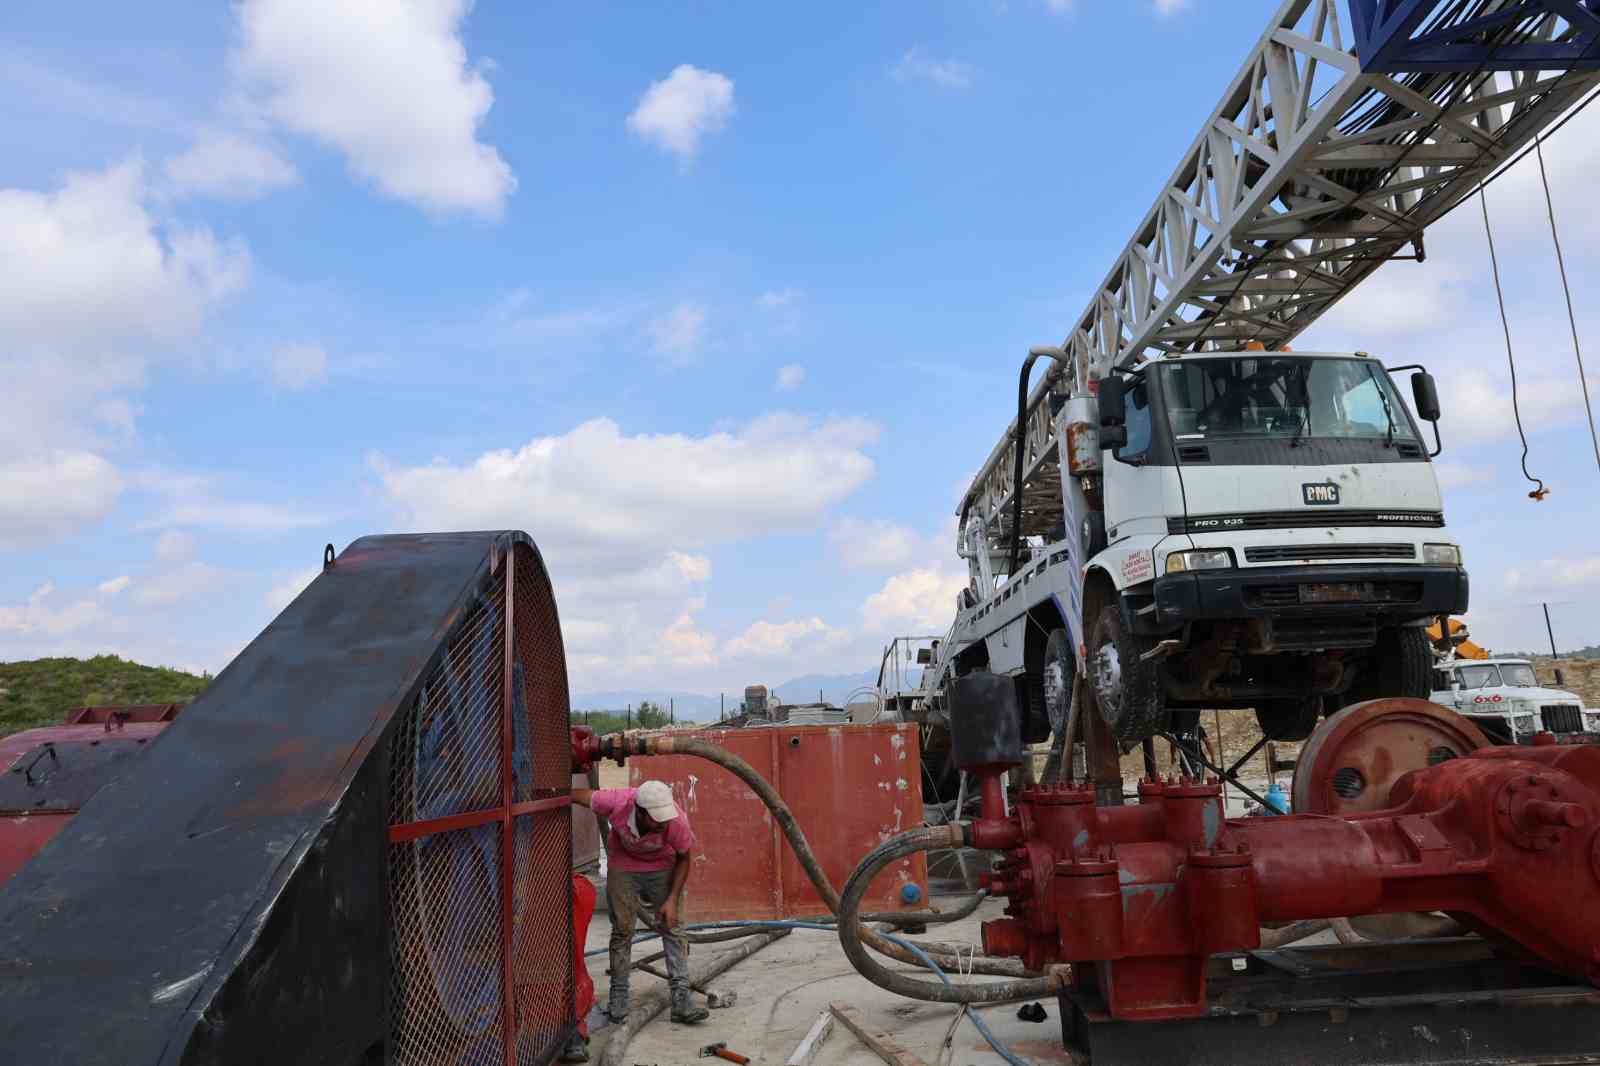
[[584, 919, 1031, 1066]]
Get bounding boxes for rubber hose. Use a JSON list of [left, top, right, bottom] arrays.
[[837, 826, 1062, 1004], [635, 734, 1029, 978]]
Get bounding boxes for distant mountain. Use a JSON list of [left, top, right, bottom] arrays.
[[569, 690, 724, 721], [767, 670, 881, 706]]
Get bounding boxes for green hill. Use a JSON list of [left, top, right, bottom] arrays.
[[0, 656, 210, 737]]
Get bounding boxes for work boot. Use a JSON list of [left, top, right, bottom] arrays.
[[670, 1004, 710, 1025], [601, 1005, 627, 1027], [558, 1033, 590, 1063]]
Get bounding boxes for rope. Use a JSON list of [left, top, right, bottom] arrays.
[[1476, 188, 1550, 501], [1533, 134, 1600, 476]]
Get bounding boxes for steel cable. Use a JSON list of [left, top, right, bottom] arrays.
[[1477, 189, 1549, 500], [1532, 134, 1600, 476]]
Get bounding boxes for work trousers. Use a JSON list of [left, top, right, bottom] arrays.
[[606, 868, 688, 1015]]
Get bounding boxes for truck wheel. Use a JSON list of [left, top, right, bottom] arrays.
[[1087, 604, 1166, 743], [1254, 697, 1323, 742], [1042, 628, 1075, 737], [1347, 626, 1433, 704]]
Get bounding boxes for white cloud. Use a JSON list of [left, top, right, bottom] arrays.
[[132, 561, 226, 607], [1433, 461, 1485, 491], [759, 288, 799, 309], [1153, 0, 1189, 13], [892, 50, 977, 92], [373, 413, 879, 689], [97, 575, 132, 596], [724, 617, 836, 660], [264, 567, 320, 614], [235, 0, 515, 216], [0, 583, 102, 638], [862, 564, 968, 633], [0, 160, 248, 549], [130, 467, 324, 533], [626, 64, 735, 164], [649, 303, 707, 361], [374, 413, 878, 569], [269, 340, 328, 389], [776, 364, 805, 390], [0, 160, 249, 358], [1502, 556, 1600, 599], [0, 452, 123, 551], [830, 518, 922, 569], [155, 530, 197, 564], [165, 129, 298, 200]]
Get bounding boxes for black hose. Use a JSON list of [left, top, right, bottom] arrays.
[[1007, 349, 1062, 577], [836, 826, 1062, 1004], [627, 733, 1030, 978]]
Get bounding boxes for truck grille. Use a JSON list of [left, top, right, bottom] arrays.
[[1244, 543, 1415, 563], [1169, 510, 1444, 534], [1542, 705, 1583, 734]]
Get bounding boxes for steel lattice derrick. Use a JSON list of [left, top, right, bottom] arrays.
[[958, 0, 1600, 557]]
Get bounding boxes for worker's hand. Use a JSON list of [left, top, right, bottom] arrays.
[[658, 899, 678, 932]]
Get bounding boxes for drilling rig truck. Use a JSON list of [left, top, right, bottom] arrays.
[[913, 0, 1600, 788]]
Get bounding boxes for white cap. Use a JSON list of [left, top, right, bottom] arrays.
[[636, 780, 678, 822]]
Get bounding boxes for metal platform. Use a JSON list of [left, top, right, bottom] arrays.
[[1060, 938, 1600, 1066]]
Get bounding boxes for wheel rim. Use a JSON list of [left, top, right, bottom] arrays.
[[1043, 657, 1069, 733], [1091, 638, 1122, 725]]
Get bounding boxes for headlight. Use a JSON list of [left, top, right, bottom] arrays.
[[1513, 713, 1537, 734], [1166, 548, 1234, 574], [1586, 711, 1600, 733], [1422, 543, 1461, 565]]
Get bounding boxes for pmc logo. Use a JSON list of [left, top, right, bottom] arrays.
[[1302, 483, 1340, 505]]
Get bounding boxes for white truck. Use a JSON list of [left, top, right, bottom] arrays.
[[907, 0, 1599, 782], [1430, 658, 1596, 745], [939, 349, 1465, 755]]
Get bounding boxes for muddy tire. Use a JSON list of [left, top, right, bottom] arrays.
[[1347, 626, 1433, 704], [1042, 628, 1076, 737], [1086, 604, 1166, 743], [1254, 697, 1323, 742]]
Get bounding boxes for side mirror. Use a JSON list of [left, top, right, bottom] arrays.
[[1101, 423, 1128, 450], [1411, 371, 1441, 422], [1097, 375, 1125, 428]]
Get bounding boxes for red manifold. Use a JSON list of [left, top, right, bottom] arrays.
[[972, 739, 1600, 1020]]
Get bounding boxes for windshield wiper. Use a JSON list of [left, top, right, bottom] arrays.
[[1366, 363, 1396, 448]]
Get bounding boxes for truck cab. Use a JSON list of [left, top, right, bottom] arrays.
[[1430, 658, 1594, 745]]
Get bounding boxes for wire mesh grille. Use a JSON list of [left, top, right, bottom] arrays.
[[390, 576, 507, 826], [387, 543, 575, 1066], [513, 543, 573, 798], [511, 810, 572, 1066], [389, 827, 507, 1065]]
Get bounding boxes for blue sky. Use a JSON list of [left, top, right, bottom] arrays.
[[3, 0, 1599, 698]]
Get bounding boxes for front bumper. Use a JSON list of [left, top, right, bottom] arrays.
[[1140, 563, 1469, 634]]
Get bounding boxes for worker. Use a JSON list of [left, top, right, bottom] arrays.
[[570, 779, 709, 1026], [561, 872, 598, 1063]]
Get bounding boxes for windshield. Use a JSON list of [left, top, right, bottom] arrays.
[[1459, 665, 1502, 689], [1499, 663, 1538, 687], [1159, 356, 1417, 442]]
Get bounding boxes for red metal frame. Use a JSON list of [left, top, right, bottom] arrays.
[[383, 547, 574, 1065]]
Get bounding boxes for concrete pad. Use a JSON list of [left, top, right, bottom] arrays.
[[581, 895, 1071, 1066]]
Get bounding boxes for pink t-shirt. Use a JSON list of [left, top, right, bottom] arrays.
[[591, 787, 696, 873]]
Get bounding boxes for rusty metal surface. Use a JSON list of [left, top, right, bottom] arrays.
[[63, 703, 183, 725], [969, 701, 1600, 1024], [1292, 698, 1488, 815], [627, 723, 928, 921], [0, 531, 571, 1066], [0, 721, 170, 889]]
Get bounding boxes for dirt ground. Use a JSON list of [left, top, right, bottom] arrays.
[[581, 893, 1075, 1066]]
